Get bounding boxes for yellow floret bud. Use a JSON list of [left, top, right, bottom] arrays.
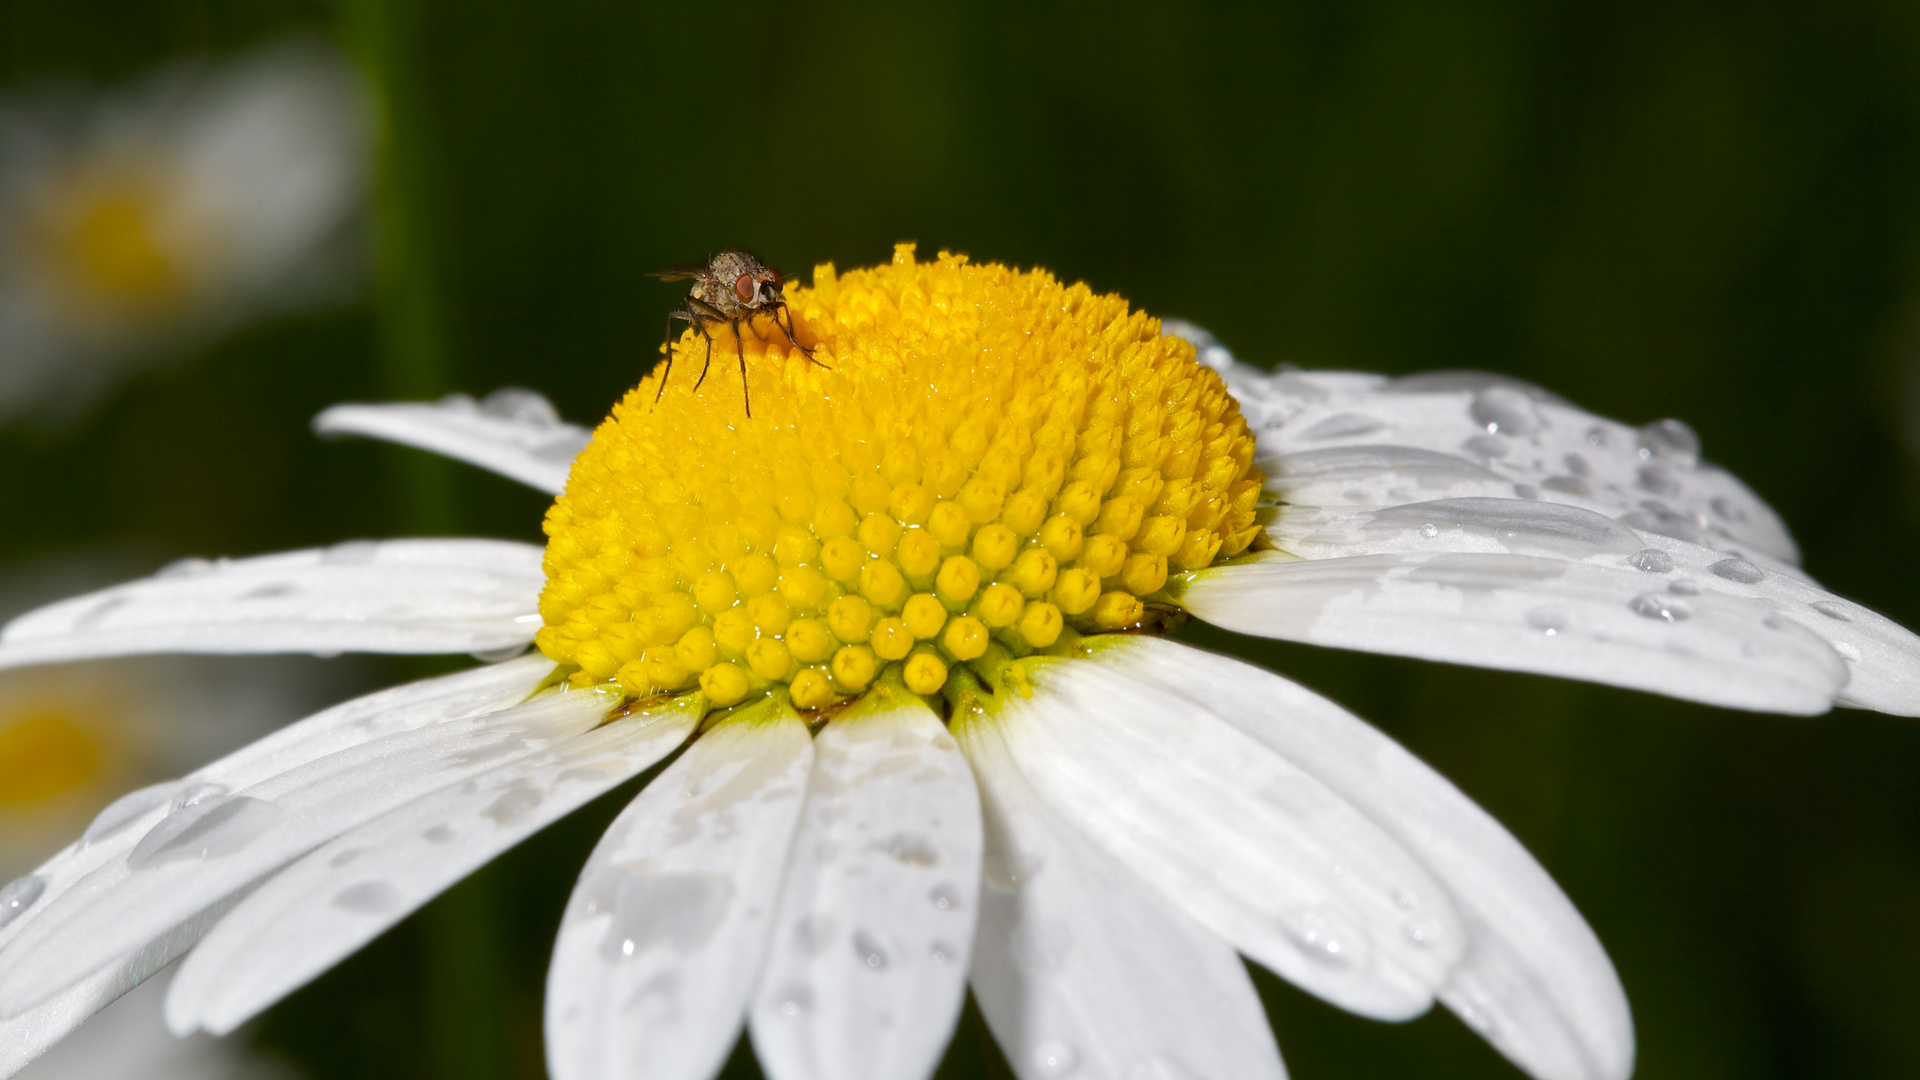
[[969, 524, 1018, 570], [692, 571, 737, 613], [871, 617, 914, 660], [890, 483, 935, 526], [897, 530, 942, 581], [790, 668, 837, 710], [936, 556, 981, 606], [713, 608, 755, 655], [774, 526, 819, 567], [786, 618, 836, 663], [1006, 549, 1059, 597], [860, 559, 907, 609], [1016, 601, 1064, 648], [1038, 514, 1084, 561], [778, 565, 828, 608], [1135, 515, 1187, 557], [700, 663, 751, 707], [1051, 568, 1100, 615], [674, 625, 718, 671], [903, 649, 949, 695], [1079, 534, 1128, 579], [903, 593, 948, 639], [735, 554, 778, 597], [1057, 480, 1102, 525], [1091, 591, 1145, 630], [1000, 490, 1048, 538], [1120, 551, 1169, 596], [832, 645, 878, 691], [828, 595, 874, 643], [821, 536, 865, 581], [942, 615, 990, 661], [976, 583, 1024, 628], [747, 637, 793, 680], [927, 502, 971, 548], [748, 593, 793, 635], [859, 513, 903, 556]]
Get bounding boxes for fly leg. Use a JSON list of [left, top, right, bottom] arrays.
[[774, 301, 826, 369], [731, 317, 751, 417]]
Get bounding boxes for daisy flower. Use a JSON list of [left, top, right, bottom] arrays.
[[0, 37, 370, 425], [2, 245, 1916, 1080]]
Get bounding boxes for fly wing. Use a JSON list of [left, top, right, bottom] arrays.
[[646, 264, 711, 283]]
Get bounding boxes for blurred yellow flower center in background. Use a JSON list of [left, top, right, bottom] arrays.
[[536, 244, 1264, 710], [22, 161, 205, 321], [0, 707, 101, 807]]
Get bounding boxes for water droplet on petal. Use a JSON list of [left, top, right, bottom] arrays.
[[874, 832, 938, 867], [1627, 548, 1674, 573], [792, 913, 835, 955], [332, 881, 402, 914], [1638, 419, 1701, 468], [83, 782, 180, 845], [323, 540, 382, 565], [853, 931, 890, 970], [1630, 593, 1692, 623], [1526, 605, 1569, 636], [773, 982, 813, 1018], [1668, 579, 1701, 596], [1709, 557, 1764, 584], [482, 786, 543, 825], [0, 874, 46, 930], [928, 882, 963, 911], [983, 849, 1042, 890], [1637, 464, 1679, 496], [1470, 388, 1539, 435], [169, 782, 228, 811], [1811, 600, 1854, 622], [127, 796, 283, 869], [423, 824, 457, 844], [1563, 452, 1592, 478], [1032, 1041, 1079, 1078], [929, 940, 956, 964], [1285, 907, 1367, 968], [1419, 523, 1439, 539]]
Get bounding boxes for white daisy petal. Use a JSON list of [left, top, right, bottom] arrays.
[[1177, 549, 1848, 715], [1620, 535, 1920, 716], [1216, 358, 1800, 564], [168, 693, 700, 1036], [545, 697, 814, 1080], [0, 539, 543, 670], [1113, 635, 1633, 1080], [0, 681, 616, 1017], [749, 687, 983, 1080], [956, 709, 1287, 1080], [0, 654, 553, 963], [993, 653, 1465, 1021], [314, 388, 589, 495], [0, 899, 241, 1080]]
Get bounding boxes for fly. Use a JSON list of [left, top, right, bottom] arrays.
[[649, 249, 823, 416]]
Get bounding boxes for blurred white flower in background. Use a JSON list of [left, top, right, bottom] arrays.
[[15, 968, 299, 1080], [0, 37, 371, 426]]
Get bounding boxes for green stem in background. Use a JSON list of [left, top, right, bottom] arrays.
[[335, 3, 504, 1079]]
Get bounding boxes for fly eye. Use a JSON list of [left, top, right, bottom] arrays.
[[733, 274, 756, 303]]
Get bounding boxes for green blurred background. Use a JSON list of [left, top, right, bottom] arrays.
[[4, 1, 1920, 1077]]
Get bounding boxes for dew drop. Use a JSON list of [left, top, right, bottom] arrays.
[[482, 786, 543, 826], [1811, 600, 1854, 622], [773, 983, 813, 1018], [1470, 387, 1540, 435], [1563, 452, 1592, 478], [928, 882, 963, 911], [792, 914, 834, 955], [169, 782, 228, 811], [127, 796, 283, 869], [596, 870, 734, 962], [157, 557, 215, 579], [1709, 557, 1764, 584], [929, 940, 956, 964], [1542, 475, 1591, 498], [983, 850, 1042, 890], [1285, 908, 1366, 968], [1668, 579, 1701, 596], [83, 782, 180, 845], [1302, 413, 1386, 441], [853, 931, 891, 970], [1629, 593, 1692, 623], [1419, 523, 1439, 539], [874, 832, 939, 867], [332, 881, 402, 914], [0, 874, 46, 930], [1462, 434, 1509, 458], [328, 847, 365, 868], [1627, 548, 1673, 574], [1835, 641, 1863, 663], [423, 824, 457, 844], [1636, 464, 1679, 497], [323, 540, 382, 565], [1710, 495, 1747, 522], [1032, 1041, 1080, 1078], [1525, 605, 1568, 636], [1637, 418, 1701, 467]]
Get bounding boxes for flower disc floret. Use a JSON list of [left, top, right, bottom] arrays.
[[536, 244, 1264, 708]]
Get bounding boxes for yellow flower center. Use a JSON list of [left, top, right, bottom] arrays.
[[21, 159, 208, 324], [536, 245, 1264, 710]]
